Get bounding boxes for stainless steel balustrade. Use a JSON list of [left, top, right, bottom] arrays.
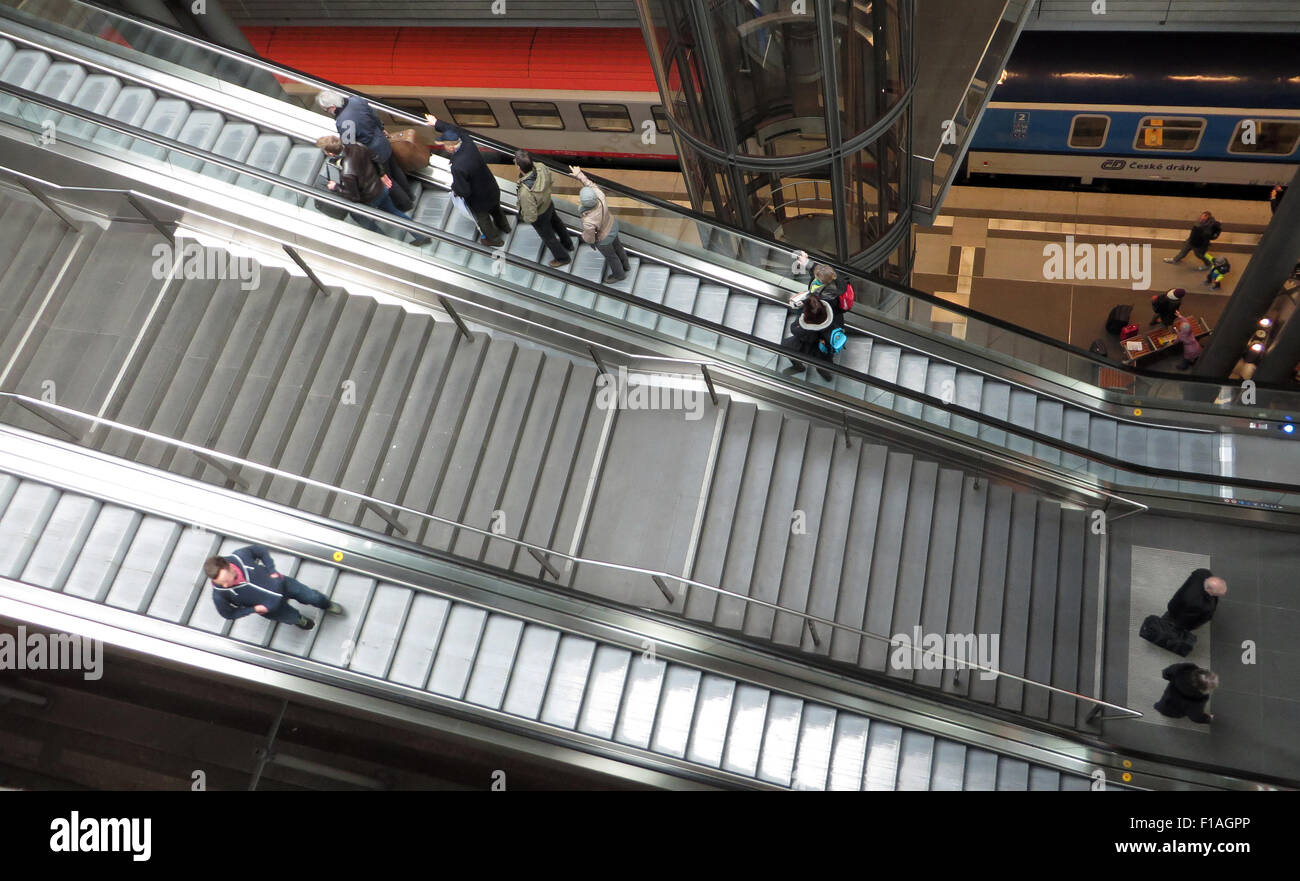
[[0, 390, 1145, 722], [1, 146, 1295, 519]]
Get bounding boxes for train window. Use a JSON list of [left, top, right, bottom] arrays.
[[1227, 120, 1300, 156], [1133, 117, 1204, 152], [1068, 115, 1109, 149], [580, 103, 634, 133], [652, 105, 671, 135], [375, 97, 428, 125], [446, 99, 498, 128], [511, 101, 564, 130]]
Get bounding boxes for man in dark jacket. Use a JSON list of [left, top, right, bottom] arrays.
[[205, 544, 344, 629], [424, 114, 510, 247], [317, 89, 414, 211], [1163, 210, 1220, 269], [1149, 287, 1186, 327], [1153, 663, 1217, 723], [1166, 568, 1226, 631], [316, 136, 430, 246]]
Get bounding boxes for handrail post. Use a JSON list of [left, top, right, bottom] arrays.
[[364, 501, 408, 536], [699, 364, 719, 406], [126, 193, 174, 242], [195, 452, 250, 491], [652, 575, 674, 604], [527, 547, 561, 580], [588, 346, 611, 378], [841, 410, 852, 449], [438, 296, 473, 342], [805, 619, 821, 647], [17, 180, 77, 232], [282, 245, 329, 297], [8, 396, 82, 442]]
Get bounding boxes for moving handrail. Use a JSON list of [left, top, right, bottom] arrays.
[[1, 153, 1295, 508], [0, 46, 1229, 443], [0, 392, 1144, 721], [4, 0, 1300, 412]]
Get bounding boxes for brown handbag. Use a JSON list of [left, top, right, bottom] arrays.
[[387, 131, 430, 172]]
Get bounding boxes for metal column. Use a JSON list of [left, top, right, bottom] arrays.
[[1193, 166, 1300, 377]]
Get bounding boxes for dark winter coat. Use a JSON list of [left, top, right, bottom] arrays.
[[210, 544, 290, 620], [1166, 567, 1217, 630], [335, 143, 387, 204], [334, 95, 392, 163], [435, 121, 501, 212], [1154, 662, 1212, 723], [1152, 290, 1183, 323], [1187, 216, 1221, 249], [787, 302, 844, 361]]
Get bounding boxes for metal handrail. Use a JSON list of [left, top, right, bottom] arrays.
[[2, 157, 1294, 503], [0, 71, 1174, 439], [4, 0, 1298, 399], [0, 392, 1143, 720]]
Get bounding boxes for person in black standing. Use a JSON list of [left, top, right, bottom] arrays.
[[1165, 568, 1226, 631], [1153, 663, 1217, 723], [425, 114, 511, 247]]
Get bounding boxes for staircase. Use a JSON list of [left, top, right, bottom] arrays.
[[0, 21, 1232, 498], [0, 455, 1102, 791], [0, 191, 1109, 729]]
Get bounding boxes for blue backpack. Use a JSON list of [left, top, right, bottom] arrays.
[[819, 327, 847, 355]]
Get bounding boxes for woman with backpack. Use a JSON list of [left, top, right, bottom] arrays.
[[782, 295, 845, 381]]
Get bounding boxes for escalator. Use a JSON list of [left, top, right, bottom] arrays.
[[2, 0, 1297, 507], [0, 423, 1136, 791], [0, 0, 1295, 787]]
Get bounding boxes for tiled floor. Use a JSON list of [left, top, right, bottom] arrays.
[[913, 184, 1273, 353], [1104, 514, 1300, 785]]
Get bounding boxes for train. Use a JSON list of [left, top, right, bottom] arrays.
[[243, 26, 677, 167], [968, 31, 1300, 187], [244, 26, 1300, 186]]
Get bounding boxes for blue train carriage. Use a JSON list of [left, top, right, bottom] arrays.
[[967, 31, 1300, 186]]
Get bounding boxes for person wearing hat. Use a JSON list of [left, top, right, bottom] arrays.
[[570, 165, 630, 283], [424, 113, 511, 247], [1174, 318, 1203, 370], [1149, 287, 1186, 327]]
